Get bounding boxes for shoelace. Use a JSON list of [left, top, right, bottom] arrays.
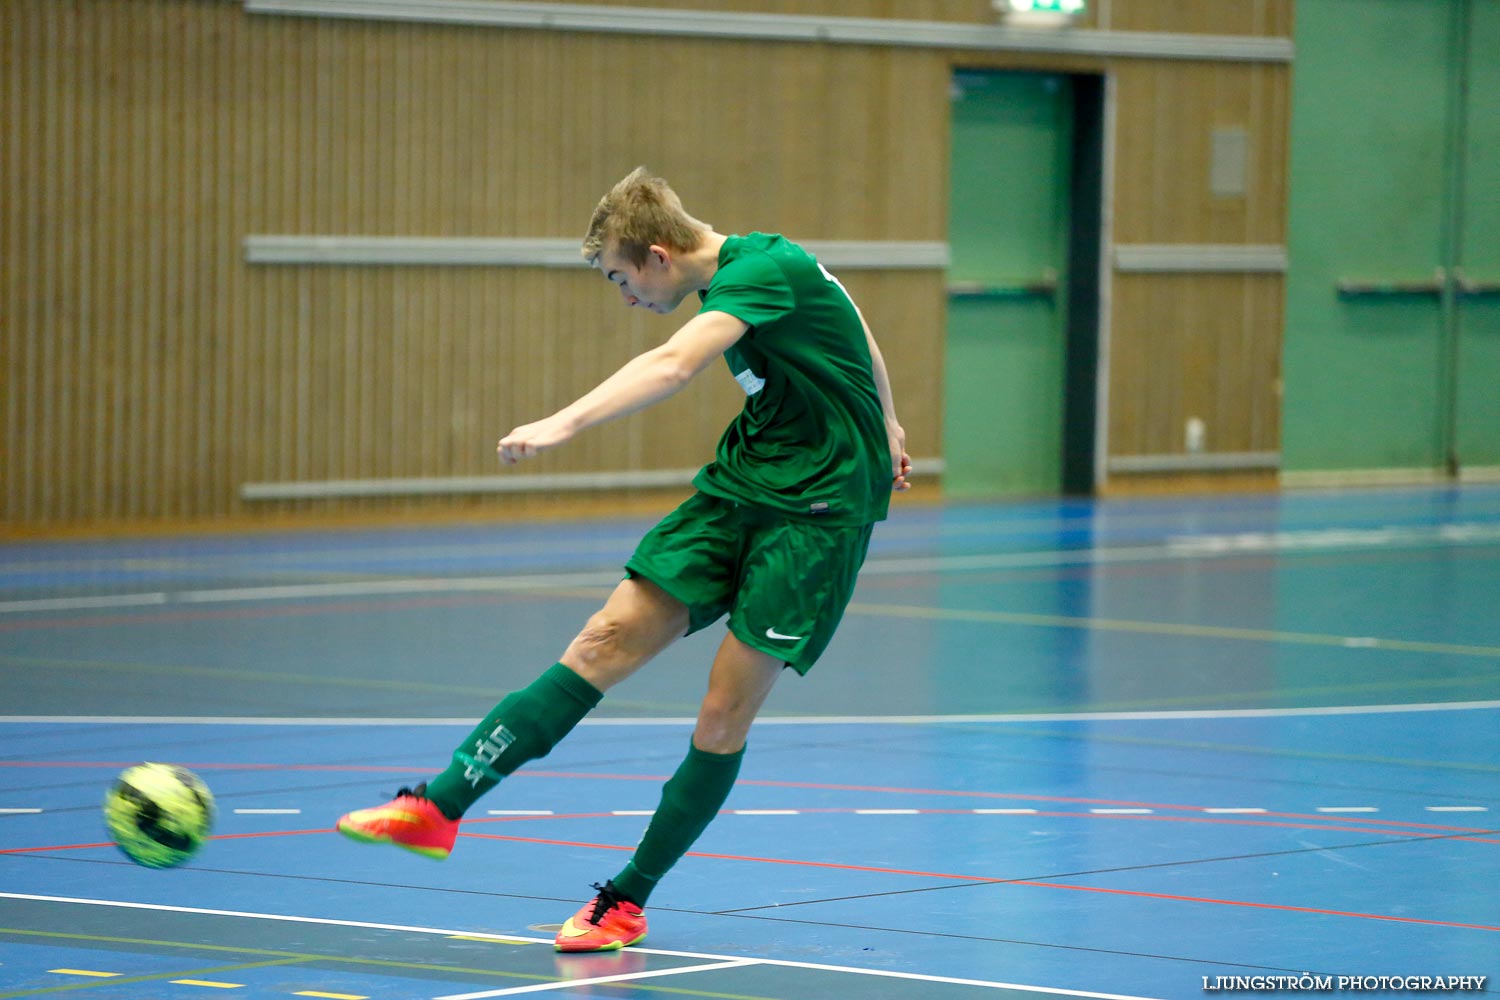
[[394, 783, 428, 799], [585, 882, 621, 926]]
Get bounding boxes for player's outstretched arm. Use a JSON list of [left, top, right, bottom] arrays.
[[852, 306, 911, 492], [498, 310, 749, 465]]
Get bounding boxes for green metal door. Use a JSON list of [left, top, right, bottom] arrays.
[[944, 71, 1073, 497], [1284, 0, 1499, 474]]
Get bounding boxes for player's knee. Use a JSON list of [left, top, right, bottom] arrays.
[[566, 612, 625, 669], [693, 700, 752, 754]]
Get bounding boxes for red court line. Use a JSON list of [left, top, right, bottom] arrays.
[[7, 809, 1492, 856], [0, 829, 337, 855], [460, 830, 1500, 933], [460, 829, 1008, 878], [469, 807, 1500, 845], [3, 760, 1495, 838], [1001, 810, 1500, 845], [1003, 879, 1500, 934], [1, 840, 118, 854], [517, 772, 1500, 838], [9, 824, 1497, 933]]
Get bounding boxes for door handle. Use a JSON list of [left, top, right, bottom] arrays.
[[1335, 273, 1444, 298], [1335, 268, 1500, 298], [1457, 276, 1500, 298], [947, 271, 1058, 299]]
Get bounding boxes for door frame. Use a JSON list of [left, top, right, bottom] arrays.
[[1065, 71, 1110, 496], [943, 68, 1110, 497]]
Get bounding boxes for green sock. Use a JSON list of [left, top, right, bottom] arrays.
[[424, 662, 602, 819], [611, 741, 744, 906]]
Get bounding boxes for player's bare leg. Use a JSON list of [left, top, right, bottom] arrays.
[[338, 578, 689, 855], [560, 577, 692, 692], [557, 633, 781, 951]]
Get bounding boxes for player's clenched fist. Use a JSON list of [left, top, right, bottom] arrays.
[[497, 415, 575, 465]]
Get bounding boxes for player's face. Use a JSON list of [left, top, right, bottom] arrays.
[[596, 244, 687, 314]]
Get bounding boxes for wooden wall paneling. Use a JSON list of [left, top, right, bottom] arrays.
[[1105, 51, 1288, 487], [59, 6, 79, 521], [1253, 60, 1291, 244], [1120, 62, 1192, 242], [1, 2, 14, 520], [531, 0, 999, 25], [1101, 0, 1293, 37], [69, 2, 91, 520], [48, 3, 69, 521], [1112, 59, 1291, 244], [33, 10, 47, 521], [17, 0, 35, 519], [1, 0, 1294, 528], [843, 271, 946, 463], [106, 0, 130, 520], [192, 3, 221, 517], [1109, 274, 1153, 457], [1246, 272, 1283, 455], [67, 0, 83, 517], [162, 0, 181, 516], [402, 267, 428, 480], [1109, 272, 1282, 459]]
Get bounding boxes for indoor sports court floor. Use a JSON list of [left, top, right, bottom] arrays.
[[2, 485, 1498, 999]]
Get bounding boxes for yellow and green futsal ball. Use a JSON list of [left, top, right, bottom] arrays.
[[103, 762, 216, 868]]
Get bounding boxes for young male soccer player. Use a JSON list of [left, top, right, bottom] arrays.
[[337, 167, 910, 952]]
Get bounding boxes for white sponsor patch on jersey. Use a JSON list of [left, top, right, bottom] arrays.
[[734, 368, 766, 396]]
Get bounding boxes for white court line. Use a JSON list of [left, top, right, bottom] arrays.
[[432, 960, 757, 999], [0, 592, 172, 613], [0, 893, 1164, 1000], [855, 809, 920, 815], [0, 808, 44, 814], [732, 809, 799, 815], [1425, 806, 1489, 812], [6, 699, 1500, 726]]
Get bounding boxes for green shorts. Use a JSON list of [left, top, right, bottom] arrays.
[[625, 492, 875, 675]]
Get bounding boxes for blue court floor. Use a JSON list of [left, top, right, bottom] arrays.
[[1, 486, 1498, 999]]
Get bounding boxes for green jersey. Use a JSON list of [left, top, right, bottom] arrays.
[[692, 233, 891, 525]]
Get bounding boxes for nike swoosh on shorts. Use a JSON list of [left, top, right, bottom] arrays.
[[765, 627, 803, 641]]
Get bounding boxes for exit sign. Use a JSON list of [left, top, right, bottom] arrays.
[[997, 0, 1086, 24]]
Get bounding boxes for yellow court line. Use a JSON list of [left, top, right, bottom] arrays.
[[0, 959, 306, 998], [170, 980, 243, 989], [0, 927, 559, 996], [846, 601, 1500, 660], [5, 927, 832, 1000], [42, 973, 116, 979]]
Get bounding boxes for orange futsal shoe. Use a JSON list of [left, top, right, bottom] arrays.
[[554, 883, 648, 952], [336, 784, 458, 860]]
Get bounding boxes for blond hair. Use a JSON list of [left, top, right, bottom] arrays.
[[581, 167, 710, 266]]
